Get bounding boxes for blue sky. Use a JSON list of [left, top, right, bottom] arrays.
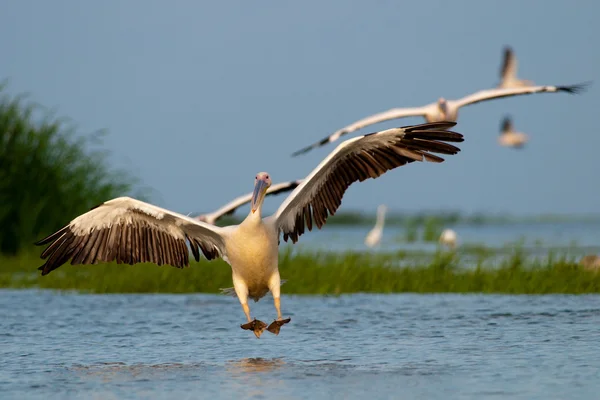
[[1, 0, 598, 217]]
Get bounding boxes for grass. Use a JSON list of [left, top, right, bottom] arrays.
[[2, 248, 599, 295]]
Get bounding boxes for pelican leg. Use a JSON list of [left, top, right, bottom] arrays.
[[266, 274, 291, 335], [234, 274, 266, 338], [267, 296, 291, 335], [242, 303, 251, 322]]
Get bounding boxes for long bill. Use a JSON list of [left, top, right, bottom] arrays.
[[251, 179, 269, 213]]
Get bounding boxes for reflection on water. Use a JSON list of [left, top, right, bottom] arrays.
[[226, 357, 285, 374], [2, 290, 600, 399], [71, 361, 204, 380], [225, 358, 287, 398]]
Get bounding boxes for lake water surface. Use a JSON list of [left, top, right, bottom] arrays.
[[2, 290, 600, 399], [293, 221, 600, 253]]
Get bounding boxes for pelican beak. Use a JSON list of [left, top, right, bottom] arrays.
[[251, 178, 269, 213]]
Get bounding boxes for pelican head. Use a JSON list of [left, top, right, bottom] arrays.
[[437, 97, 448, 116], [251, 172, 272, 213]]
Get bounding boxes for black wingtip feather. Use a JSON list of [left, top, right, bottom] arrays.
[[291, 147, 310, 157], [280, 121, 465, 243], [402, 121, 457, 132], [558, 81, 592, 94], [403, 129, 464, 143], [269, 181, 302, 195], [34, 226, 69, 246]]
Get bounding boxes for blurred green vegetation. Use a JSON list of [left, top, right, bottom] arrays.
[[0, 83, 144, 255], [3, 248, 600, 294]]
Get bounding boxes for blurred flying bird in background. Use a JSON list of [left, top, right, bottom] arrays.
[[194, 180, 302, 225], [292, 82, 587, 156], [498, 116, 528, 149]]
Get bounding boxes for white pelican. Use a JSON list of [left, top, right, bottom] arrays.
[[498, 116, 528, 149], [439, 228, 458, 249], [364, 204, 388, 248], [35, 121, 464, 338], [497, 46, 534, 89], [579, 255, 600, 271], [195, 180, 302, 225], [291, 82, 588, 156]]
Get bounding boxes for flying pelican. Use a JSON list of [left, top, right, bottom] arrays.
[[364, 204, 388, 248], [439, 228, 458, 249], [34, 121, 464, 338], [195, 180, 302, 225], [291, 82, 588, 157], [498, 116, 528, 149], [497, 46, 534, 89]]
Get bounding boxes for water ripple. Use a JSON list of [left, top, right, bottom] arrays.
[[1, 290, 600, 399]]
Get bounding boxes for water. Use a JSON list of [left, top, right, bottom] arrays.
[[293, 221, 600, 253], [2, 289, 600, 399]]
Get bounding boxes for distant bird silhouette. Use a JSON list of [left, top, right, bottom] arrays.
[[439, 228, 458, 249], [364, 204, 388, 248], [498, 116, 528, 149]]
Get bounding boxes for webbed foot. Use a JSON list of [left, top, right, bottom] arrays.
[[241, 319, 267, 339], [266, 317, 291, 335]]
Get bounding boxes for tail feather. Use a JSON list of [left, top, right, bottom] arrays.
[[219, 279, 288, 298]]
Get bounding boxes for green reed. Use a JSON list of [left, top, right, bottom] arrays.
[[2, 248, 599, 295], [0, 82, 145, 255]]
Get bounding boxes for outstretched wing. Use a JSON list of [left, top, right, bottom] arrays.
[[274, 121, 464, 243], [500, 46, 517, 83], [35, 197, 228, 275], [197, 180, 303, 224], [454, 82, 590, 109], [291, 106, 433, 157]]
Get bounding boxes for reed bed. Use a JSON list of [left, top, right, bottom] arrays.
[[0, 83, 143, 255], [2, 82, 599, 296], [1, 248, 599, 295]]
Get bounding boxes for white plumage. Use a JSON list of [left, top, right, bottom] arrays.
[[439, 228, 458, 249], [364, 204, 387, 248]]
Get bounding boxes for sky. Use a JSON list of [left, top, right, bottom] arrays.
[[1, 0, 598, 217]]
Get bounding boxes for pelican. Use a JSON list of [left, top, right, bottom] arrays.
[[579, 255, 600, 272], [497, 46, 534, 89], [439, 228, 458, 249], [195, 180, 302, 225], [35, 121, 464, 338], [498, 116, 528, 149], [291, 82, 588, 156], [364, 204, 387, 248]]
